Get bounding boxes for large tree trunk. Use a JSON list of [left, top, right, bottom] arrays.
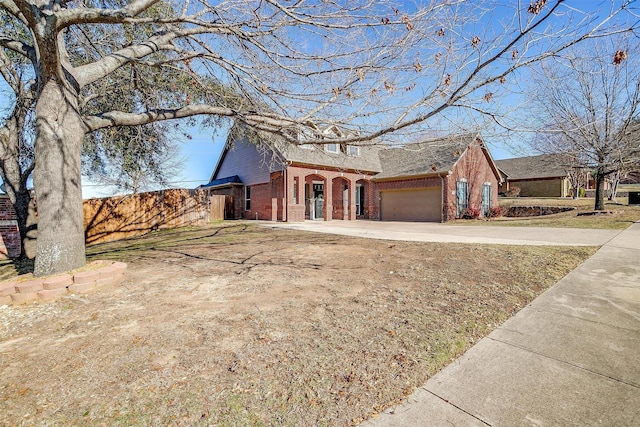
[[594, 170, 606, 211], [33, 80, 86, 276]]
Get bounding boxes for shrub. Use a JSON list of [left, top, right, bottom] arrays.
[[504, 186, 521, 197], [579, 188, 586, 198], [486, 206, 504, 218], [461, 207, 481, 219]]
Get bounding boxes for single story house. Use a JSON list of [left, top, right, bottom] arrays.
[[495, 153, 600, 198], [203, 126, 501, 222], [496, 154, 574, 198]]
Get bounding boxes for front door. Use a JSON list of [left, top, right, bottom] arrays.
[[313, 182, 324, 220]]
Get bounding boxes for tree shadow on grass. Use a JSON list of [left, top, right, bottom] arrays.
[[0, 257, 35, 280]]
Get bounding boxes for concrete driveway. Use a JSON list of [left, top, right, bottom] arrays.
[[263, 220, 622, 246]]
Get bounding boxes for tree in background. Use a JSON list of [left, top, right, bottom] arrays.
[[528, 36, 640, 210], [0, 35, 36, 258], [1, 0, 637, 276], [83, 123, 185, 195]]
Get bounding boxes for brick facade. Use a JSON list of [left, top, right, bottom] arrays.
[[207, 135, 501, 224], [0, 196, 21, 258], [444, 142, 499, 220]]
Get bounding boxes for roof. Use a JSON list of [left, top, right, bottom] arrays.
[[209, 124, 501, 184], [495, 154, 572, 180], [373, 133, 481, 180], [274, 139, 383, 173], [199, 175, 243, 189]]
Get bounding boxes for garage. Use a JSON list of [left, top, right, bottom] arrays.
[[380, 188, 441, 222]]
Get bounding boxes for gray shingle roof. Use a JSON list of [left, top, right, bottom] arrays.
[[373, 134, 479, 180], [274, 140, 383, 173], [495, 154, 571, 180]]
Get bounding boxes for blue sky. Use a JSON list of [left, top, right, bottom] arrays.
[[2, 0, 636, 198]]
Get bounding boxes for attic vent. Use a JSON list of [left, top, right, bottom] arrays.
[[431, 164, 438, 171]]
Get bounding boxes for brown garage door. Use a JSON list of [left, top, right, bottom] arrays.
[[380, 188, 441, 222]]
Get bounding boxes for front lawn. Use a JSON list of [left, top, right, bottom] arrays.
[[0, 223, 595, 426], [454, 198, 639, 229]]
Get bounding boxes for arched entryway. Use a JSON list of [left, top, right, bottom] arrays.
[[355, 179, 370, 219], [331, 177, 350, 220], [305, 174, 327, 220]]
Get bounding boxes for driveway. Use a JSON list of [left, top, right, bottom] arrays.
[[263, 220, 621, 246]]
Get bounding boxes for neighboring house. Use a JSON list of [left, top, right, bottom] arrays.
[[496, 154, 580, 198], [203, 126, 501, 222]]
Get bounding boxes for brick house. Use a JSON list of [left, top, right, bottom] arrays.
[[0, 195, 22, 258], [204, 127, 501, 222], [495, 154, 599, 198]]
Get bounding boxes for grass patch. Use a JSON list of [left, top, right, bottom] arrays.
[[453, 198, 639, 229]]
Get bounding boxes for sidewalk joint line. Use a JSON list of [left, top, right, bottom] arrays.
[[423, 389, 493, 426], [523, 306, 640, 332], [487, 337, 640, 390]]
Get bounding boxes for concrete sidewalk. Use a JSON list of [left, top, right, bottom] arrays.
[[264, 220, 621, 246], [362, 221, 640, 426]]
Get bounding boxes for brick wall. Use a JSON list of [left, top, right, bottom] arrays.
[[0, 196, 20, 258], [445, 142, 499, 220], [285, 166, 376, 222], [244, 182, 272, 220]]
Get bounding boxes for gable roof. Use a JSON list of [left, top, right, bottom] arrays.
[[374, 133, 495, 180], [495, 154, 572, 180], [273, 139, 383, 173], [208, 125, 501, 185]]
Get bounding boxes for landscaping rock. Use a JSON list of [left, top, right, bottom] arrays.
[[11, 292, 38, 304], [43, 274, 73, 290], [0, 281, 17, 297], [15, 279, 44, 294], [38, 288, 68, 302], [68, 282, 96, 294], [73, 270, 100, 284]]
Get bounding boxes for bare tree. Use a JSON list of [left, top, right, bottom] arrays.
[[1, 0, 637, 275], [0, 42, 36, 258], [528, 36, 640, 210]]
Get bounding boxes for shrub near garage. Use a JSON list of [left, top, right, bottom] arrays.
[[486, 206, 504, 219], [461, 207, 481, 219]]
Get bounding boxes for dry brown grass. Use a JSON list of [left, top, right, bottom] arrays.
[[0, 224, 596, 426]]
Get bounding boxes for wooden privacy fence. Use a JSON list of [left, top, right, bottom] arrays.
[[84, 189, 228, 245]]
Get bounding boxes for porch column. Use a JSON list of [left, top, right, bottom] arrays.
[[324, 177, 332, 221], [348, 180, 357, 220]]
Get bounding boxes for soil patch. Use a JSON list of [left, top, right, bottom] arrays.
[[0, 223, 596, 426]]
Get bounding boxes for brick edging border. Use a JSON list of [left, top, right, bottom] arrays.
[[0, 260, 127, 306]]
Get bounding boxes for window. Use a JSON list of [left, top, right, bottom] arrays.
[[347, 145, 360, 156], [482, 183, 492, 216], [325, 143, 338, 153], [456, 179, 469, 218], [293, 178, 299, 204], [245, 186, 251, 210]]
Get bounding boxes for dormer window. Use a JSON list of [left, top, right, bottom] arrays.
[[325, 143, 338, 153], [347, 145, 360, 156]]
